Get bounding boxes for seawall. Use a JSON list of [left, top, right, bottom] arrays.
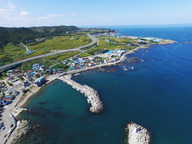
[[58, 74, 103, 113]]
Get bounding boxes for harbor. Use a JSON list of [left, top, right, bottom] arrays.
[[58, 74, 103, 113]]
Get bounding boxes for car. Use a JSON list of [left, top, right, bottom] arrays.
[[4, 134, 7, 137], [10, 124, 14, 128], [1, 126, 5, 131]]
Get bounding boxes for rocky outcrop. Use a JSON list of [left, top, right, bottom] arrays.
[[126, 122, 150, 144], [11, 120, 30, 143]]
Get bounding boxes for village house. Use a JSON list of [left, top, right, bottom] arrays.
[[35, 76, 46, 87]]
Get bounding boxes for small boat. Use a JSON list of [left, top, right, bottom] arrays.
[[131, 67, 134, 69], [87, 98, 91, 104], [123, 66, 127, 71], [74, 73, 80, 76]]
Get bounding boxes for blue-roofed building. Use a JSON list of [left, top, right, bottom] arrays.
[[67, 62, 72, 66], [107, 50, 114, 55], [69, 67, 74, 70], [151, 39, 160, 43], [2, 100, 9, 105], [35, 76, 46, 87], [33, 63, 40, 67], [25, 50, 35, 55], [88, 57, 94, 61], [6, 95, 15, 100], [105, 39, 109, 42], [63, 60, 68, 64], [40, 65, 45, 69], [32, 67, 39, 70], [26, 72, 35, 78], [78, 58, 83, 61], [74, 60, 79, 64], [0, 99, 3, 106], [45, 69, 52, 74]]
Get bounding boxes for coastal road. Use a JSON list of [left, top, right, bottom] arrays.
[[0, 34, 98, 71], [0, 88, 23, 144]]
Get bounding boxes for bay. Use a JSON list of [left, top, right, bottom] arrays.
[[17, 26, 192, 144]]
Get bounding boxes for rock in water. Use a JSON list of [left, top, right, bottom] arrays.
[[126, 122, 150, 144]]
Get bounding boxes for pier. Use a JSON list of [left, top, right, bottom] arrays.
[[58, 75, 103, 113]]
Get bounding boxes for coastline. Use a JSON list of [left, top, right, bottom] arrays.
[[5, 38, 176, 144], [11, 38, 177, 117], [16, 76, 58, 109], [12, 45, 145, 113]]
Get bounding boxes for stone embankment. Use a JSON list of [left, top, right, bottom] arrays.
[[10, 120, 30, 144], [58, 75, 103, 113], [126, 122, 150, 144]]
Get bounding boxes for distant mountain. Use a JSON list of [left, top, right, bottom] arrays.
[[31, 25, 79, 35], [0, 25, 79, 52]]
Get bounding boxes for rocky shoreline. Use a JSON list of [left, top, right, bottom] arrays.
[[10, 120, 30, 144], [126, 122, 150, 144]]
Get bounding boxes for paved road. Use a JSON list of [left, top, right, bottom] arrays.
[[0, 86, 24, 144], [21, 43, 28, 53], [0, 34, 98, 70]]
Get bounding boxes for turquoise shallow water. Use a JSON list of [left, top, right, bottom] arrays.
[[18, 26, 192, 144]]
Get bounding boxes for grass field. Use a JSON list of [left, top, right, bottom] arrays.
[[0, 34, 92, 66], [0, 43, 26, 66], [28, 35, 92, 51], [79, 36, 136, 56]]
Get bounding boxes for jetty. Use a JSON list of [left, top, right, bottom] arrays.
[[58, 74, 103, 113], [184, 41, 192, 43], [126, 122, 150, 144]]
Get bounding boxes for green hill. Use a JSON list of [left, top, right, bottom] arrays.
[[0, 25, 79, 52]]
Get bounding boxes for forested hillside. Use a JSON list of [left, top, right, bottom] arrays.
[[0, 25, 79, 52]]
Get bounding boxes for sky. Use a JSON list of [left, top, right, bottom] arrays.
[[0, 0, 192, 27]]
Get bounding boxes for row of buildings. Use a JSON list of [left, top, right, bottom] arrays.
[[0, 90, 19, 106], [65, 57, 99, 71]]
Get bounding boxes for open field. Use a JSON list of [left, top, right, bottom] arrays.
[[79, 36, 136, 56], [0, 43, 26, 66], [28, 35, 92, 51], [0, 34, 92, 66]]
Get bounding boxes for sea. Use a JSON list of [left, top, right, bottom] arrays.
[[17, 26, 192, 144]]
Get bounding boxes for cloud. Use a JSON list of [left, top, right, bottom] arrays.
[[0, 2, 78, 27], [20, 10, 29, 16], [70, 13, 77, 17], [37, 14, 65, 20], [0, 2, 16, 19], [8, 2, 16, 10]]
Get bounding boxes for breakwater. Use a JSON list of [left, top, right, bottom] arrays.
[[126, 123, 150, 144], [58, 75, 103, 113]]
